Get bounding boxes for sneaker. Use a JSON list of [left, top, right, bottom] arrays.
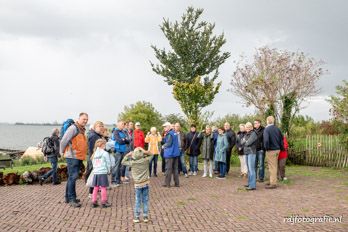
[[245, 187, 256, 191], [184, 174, 189, 178], [52, 182, 61, 185], [283, 177, 288, 181], [202, 174, 207, 178], [39, 177, 45, 186], [143, 216, 149, 223], [154, 174, 158, 177], [69, 201, 82, 208], [189, 172, 193, 176], [133, 218, 140, 223], [193, 172, 197, 176], [91, 202, 99, 208], [265, 185, 277, 189], [257, 179, 264, 183], [111, 183, 120, 188], [102, 202, 112, 208], [88, 194, 92, 199], [209, 174, 213, 178], [216, 176, 226, 179]]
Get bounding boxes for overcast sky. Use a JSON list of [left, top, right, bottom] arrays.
[[0, 0, 347, 124]]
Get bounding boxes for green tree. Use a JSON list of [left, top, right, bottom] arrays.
[[118, 101, 163, 133], [172, 76, 220, 125], [328, 80, 348, 123], [151, 7, 230, 125], [163, 113, 188, 131]]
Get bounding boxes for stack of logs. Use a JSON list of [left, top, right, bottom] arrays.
[[0, 163, 85, 186]]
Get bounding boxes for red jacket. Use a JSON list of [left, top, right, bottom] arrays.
[[133, 129, 145, 148], [278, 136, 288, 160]]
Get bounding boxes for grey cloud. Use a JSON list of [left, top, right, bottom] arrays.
[[0, 0, 347, 123]]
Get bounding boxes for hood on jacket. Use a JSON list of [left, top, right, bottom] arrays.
[[133, 147, 144, 160], [93, 147, 104, 159]]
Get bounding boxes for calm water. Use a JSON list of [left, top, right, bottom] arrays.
[[0, 124, 58, 150]]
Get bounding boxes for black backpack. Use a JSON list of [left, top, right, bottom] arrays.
[[41, 137, 55, 155]]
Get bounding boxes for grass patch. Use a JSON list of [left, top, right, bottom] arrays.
[[237, 187, 247, 192], [176, 200, 186, 206], [286, 165, 348, 179], [236, 215, 248, 221], [1, 162, 65, 175], [341, 181, 348, 187], [280, 179, 293, 185]]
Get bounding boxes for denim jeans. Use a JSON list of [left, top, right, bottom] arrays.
[[246, 154, 257, 189], [43, 156, 58, 183], [218, 162, 226, 177], [149, 155, 159, 176], [65, 158, 82, 202], [214, 161, 220, 172], [179, 152, 187, 174], [255, 150, 265, 180], [160, 151, 166, 173], [134, 185, 149, 218], [112, 152, 124, 184], [189, 156, 198, 172]]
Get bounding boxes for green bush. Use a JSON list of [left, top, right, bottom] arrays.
[[18, 156, 46, 166]]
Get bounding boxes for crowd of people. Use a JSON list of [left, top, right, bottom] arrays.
[[40, 112, 289, 223]]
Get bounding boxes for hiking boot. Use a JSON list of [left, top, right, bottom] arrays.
[[265, 185, 277, 189], [257, 179, 264, 183], [52, 181, 61, 185], [91, 202, 99, 208], [65, 198, 80, 204], [69, 201, 81, 208], [39, 177, 45, 186], [143, 216, 149, 223], [102, 202, 112, 208], [133, 217, 140, 223], [265, 182, 271, 186]]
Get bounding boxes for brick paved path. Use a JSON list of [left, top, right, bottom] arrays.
[[1, 166, 347, 231]]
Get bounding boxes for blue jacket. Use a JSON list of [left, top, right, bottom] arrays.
[[163, 130, 180, 158], [263, 125, 284, 151], [112, 128, 129, 154]]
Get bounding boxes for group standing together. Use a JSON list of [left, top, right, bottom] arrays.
[[40, 112, 289, 223]]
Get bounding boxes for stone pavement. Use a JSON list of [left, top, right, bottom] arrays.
[[0, 166, 347, 232]]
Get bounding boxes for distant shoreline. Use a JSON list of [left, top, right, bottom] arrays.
[[14, 123, 61, 126]]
